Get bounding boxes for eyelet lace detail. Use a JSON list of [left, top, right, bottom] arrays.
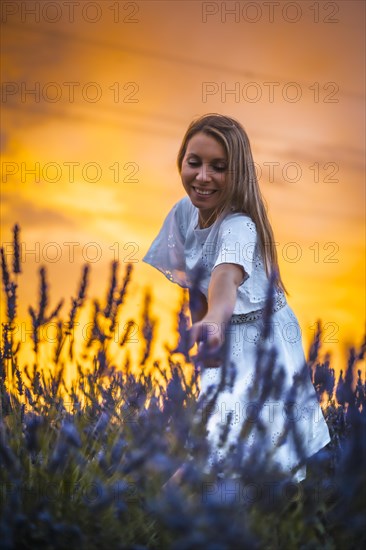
[[167, 233, 176, 248], [245, 221, 256, 233]]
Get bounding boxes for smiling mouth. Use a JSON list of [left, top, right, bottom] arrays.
[[192, 186, 217, 196]]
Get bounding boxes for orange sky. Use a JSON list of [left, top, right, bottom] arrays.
[[1, 0, 365, 376]]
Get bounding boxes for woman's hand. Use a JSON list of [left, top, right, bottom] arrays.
[[188, 317, 226, 368]]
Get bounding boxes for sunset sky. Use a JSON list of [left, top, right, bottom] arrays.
[[1, 0, 365, 376]]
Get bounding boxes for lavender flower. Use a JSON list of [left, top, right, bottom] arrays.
[[12, 224, 21, 275]]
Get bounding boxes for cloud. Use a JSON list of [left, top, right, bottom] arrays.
[[1, 190, 77, 230]]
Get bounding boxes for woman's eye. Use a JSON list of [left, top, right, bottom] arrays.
[[186, 160, 226, 172]]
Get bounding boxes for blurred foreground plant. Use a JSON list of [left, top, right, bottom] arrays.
[[0, 225, 365, 549]]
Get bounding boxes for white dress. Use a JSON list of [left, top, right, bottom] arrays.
[[143, 196, 331, 482]]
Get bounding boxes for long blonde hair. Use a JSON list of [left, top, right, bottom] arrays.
[[177, 113, 288, 295]]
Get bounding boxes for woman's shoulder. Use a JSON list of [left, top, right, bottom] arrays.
[[174, 195, 196, 219], [174, 195, 194, 214], [220, 210, 257, 235], [169, 195, 195, 235]]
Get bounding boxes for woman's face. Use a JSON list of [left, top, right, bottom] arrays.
[[180, 132, 228, 226]]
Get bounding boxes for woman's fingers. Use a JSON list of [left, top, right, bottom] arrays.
[[187, 325, 198, 350], [189, 322, 222, 349], [196, 340, 221, 358], [188, 321, 225, 367], [192, 341, 223, 368], [188, 322, 206, 349]]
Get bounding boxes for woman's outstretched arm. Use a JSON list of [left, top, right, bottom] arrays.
[[188, 263, 244, 358]]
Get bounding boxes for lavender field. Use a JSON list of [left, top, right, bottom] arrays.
[[0, 226, 365, 550]]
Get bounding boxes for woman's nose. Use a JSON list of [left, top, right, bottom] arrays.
[[195, 164, 211, 181]]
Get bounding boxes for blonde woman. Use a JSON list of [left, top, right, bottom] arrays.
[[143, 113, 331, 484]]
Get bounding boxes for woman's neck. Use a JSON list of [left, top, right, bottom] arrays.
[[198, 212, 216, 229], [198, 204, 233, 229]]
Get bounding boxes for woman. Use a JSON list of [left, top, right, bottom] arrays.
[[143, 113, 331, 483]]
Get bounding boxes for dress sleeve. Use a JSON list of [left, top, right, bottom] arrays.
[[142, 198, 189, 288], [212, 214, 257, 282], [212, 214, 269, 305]]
